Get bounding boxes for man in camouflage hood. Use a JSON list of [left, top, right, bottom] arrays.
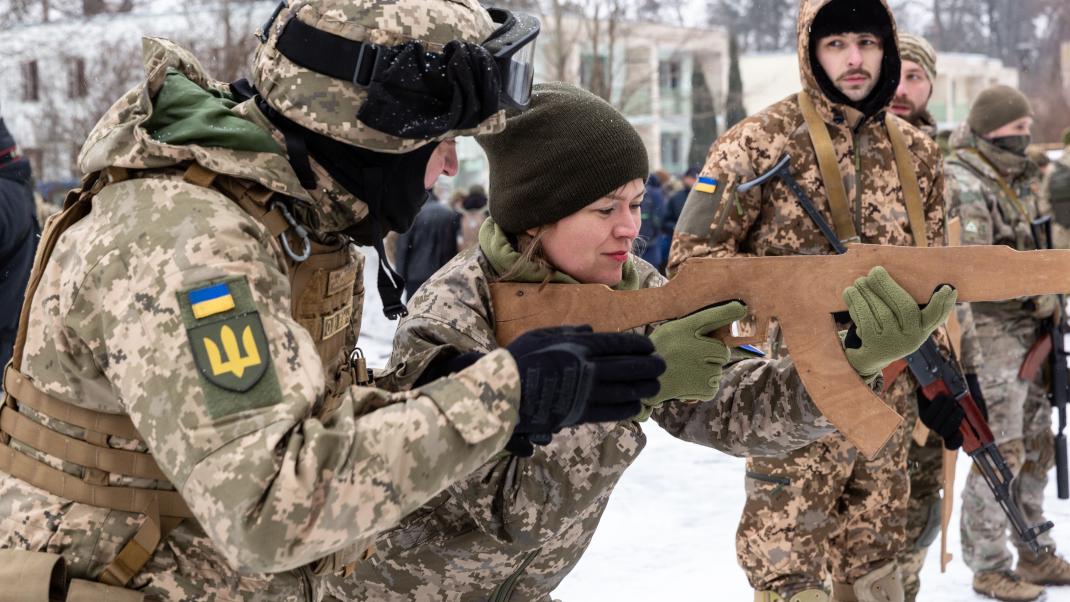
[[948, 85, 1070, 601], [0, 0, 665, 600], [669, 1, 961, 600]]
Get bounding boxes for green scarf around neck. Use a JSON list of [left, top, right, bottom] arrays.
[[478, 218, 642, 290]]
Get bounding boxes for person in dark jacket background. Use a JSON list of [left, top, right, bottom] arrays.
[[639, 173, 665, 269], [663, 165, 698, 236], [0, 116, 39, 375], [395, 187, 461, 299]]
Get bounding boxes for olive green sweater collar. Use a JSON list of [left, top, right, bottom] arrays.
[[478, 218, 641, 290]]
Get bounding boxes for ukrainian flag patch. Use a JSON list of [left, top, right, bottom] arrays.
[[694, 176, 718, 194], [189, 283, 236, 319]]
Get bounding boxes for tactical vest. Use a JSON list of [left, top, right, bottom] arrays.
[[0, 162, 371, 595]]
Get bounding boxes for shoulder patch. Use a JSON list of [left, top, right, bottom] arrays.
[[178, 276, 281, 417], [676, 179, 729, 237]]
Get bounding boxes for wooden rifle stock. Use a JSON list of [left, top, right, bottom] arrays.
[[490, 244, 1070, 459]]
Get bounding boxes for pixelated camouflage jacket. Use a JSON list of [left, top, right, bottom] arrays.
[[0, 37, 520, 601], [945, 124, 1047, 327], [329, 219, 834, 602], [668, 0, 950, 403]]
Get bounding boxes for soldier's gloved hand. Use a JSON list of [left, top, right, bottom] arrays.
[[916, 391, 965, 450], [504, 326, 665, 455], [634, 301, 748, 421], [843, 266, 958, 380]]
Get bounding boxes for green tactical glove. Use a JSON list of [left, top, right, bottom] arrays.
[[843, 266, 958, 380], [637, 301, 748, 420]]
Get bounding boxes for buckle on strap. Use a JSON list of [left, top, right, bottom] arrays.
[[352, 43, 382, 88]]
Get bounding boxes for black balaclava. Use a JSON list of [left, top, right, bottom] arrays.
[[808, 0, 900, 120], [230, 79, 437, 319]]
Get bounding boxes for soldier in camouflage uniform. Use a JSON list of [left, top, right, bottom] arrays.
[[0, 1, 668, 600], [889, 33, 988, 602], [326, 82, 953, 602], [948, 85, 1070, 601], [1037, 130, 1070, 250], [668, 1, 962, 601]]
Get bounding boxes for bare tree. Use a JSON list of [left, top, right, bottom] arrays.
[[708, 0, 795, 52]]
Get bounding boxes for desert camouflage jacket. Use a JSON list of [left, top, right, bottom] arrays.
[[0, 38, 520, 601], [328, 219, 834, 601], [668, 0, 950, 417]]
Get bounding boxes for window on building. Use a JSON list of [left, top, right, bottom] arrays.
[[659, 60, 682, 91], [22, 61, 40, 102], [660, 133, 682, 170], [68, 58, 88, 98]]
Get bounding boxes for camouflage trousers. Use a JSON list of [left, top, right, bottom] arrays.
[[736, 377, 913, 596], [960, 312, 1057, 572], [898, 426, 944, 602]]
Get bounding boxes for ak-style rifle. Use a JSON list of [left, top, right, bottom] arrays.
[[1021, 216, 1069, 500]]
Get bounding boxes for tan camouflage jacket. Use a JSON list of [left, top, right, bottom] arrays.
[[0, 38, 520, 601], [668, 0, 948, 412], [329, 221, 835, 601], [945, 125, 1049, 332]]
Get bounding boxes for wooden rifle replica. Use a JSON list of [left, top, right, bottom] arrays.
[[490, 245, 1070, 461]]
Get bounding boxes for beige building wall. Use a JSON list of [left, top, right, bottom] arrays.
[[455, 16, 730, 191]]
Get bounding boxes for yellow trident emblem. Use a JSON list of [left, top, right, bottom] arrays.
[[203, 324, 262, 378]]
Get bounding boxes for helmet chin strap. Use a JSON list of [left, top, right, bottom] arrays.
[[231, 78, 414, 319]]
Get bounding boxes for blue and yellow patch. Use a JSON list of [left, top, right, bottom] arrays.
[[189, 283, 236, 319], [178, 276, 279, 417], [694, 176, 718, 194]]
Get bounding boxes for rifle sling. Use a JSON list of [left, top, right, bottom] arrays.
[[961, 148, 1031, 221], [885, 115, 929, 248], [799, 91, 856, 243], [798, 92, 928, 248]]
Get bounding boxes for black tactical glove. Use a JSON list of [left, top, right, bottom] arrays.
[[966, 373, 989, 422], [504, 326, 665, 456], [917, 390, 965, 450]]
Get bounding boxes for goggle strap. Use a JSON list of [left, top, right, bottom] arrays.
[[275, 16, 381, 87]]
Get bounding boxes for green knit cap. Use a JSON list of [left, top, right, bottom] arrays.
[[477, 82, 649, 234], [967, 85, 1033, 136]]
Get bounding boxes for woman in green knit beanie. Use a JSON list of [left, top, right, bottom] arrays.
[[326, 82, 949, 601], [326, 82, 758, 600]]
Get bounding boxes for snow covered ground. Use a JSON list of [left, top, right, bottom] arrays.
[[358, 246, 1070, 602]]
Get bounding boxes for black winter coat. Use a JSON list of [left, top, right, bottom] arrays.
[[395, 200, 460, 299], [0, 155, 39, 370]]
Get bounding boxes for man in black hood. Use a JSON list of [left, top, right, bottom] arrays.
[[0, 117, 39, 377], [668, 0, 959, 601]]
